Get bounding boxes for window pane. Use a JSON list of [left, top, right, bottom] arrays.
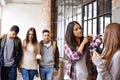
[[69, 17, 72, 22], [73, 16, 77, 21], [99, 17, 104, 35], [105, 0, 111, 13], [88, 20, 92, 34], [84, 6, 87, 20], [88, 4, 92, 19], [77, 4, 82, 13], [93, 1, 97, 17], [84, 21, 87, 36], [72, 0, 77, 16], [57, 21, 62, 57], [61, 6, 64, 20], [65, 5, 69, 18], [65, 19, 69, 30], [69, 6, 72, 17], [93, 19, 97, 35], [77, 14, 82, 24], [57, 6, 62, 21], [61, 20, 65, 57], [98, 0, 104, 15], [105, 14, 111, 27]]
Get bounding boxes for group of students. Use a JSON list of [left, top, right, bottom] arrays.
[[0, 26, 59, 80], [0, 21, 120, 80]]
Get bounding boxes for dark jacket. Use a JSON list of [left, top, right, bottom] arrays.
[[0, 34, 23, 67]]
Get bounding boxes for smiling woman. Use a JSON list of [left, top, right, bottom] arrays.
[[19, 27, 42, 80]]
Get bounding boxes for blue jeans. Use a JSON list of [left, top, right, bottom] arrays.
[[20, 68, 37, 80], [1, 64, 17, 80], [39, 67, 54, 80]]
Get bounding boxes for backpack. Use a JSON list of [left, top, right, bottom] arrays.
[[0, 34, 18, 52]]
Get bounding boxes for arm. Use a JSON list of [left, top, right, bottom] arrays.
[[36, 43, 42, 61], [64, 37, 89, 61], [54, 46, 59, 71], [92, 51, 120, 80], [64, 44, 83, 61], [14, 39, 23, 66]]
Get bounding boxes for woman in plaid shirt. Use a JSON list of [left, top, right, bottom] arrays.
[[64, 21, 102, 80]]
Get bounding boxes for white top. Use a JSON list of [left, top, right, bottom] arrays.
[[76, 54, 88, 80], [64, 54, 88, 80], [20, 43, 38, 70]]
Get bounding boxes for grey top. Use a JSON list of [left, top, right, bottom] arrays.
[[93, 50, 120, 80], [40, 42, 54, 68], [4, 39, 14, 67]]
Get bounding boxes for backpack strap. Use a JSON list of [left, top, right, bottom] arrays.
[[52, 41, 56, 55], [14, 37, 19, 55], [1, 34, 7, 47], [0, 34, 19, 55]]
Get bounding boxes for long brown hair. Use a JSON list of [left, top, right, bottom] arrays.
[[102, 23, 120, 69], [23, 27, 39, 54], [65, 21, 84, 51]]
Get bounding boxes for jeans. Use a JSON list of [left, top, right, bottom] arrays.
[[20, 68, 37, 80], [39, 67, 54, 80], [1, 64, 17, 80]]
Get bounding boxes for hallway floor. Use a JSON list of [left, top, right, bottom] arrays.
[[17, 72, 40, 80]]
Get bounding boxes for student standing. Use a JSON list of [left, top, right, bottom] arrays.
[[0, 25, 23, 80], [19, 27, 42, 80], [92, 23, 120, 80], [39, 29, 59, 80], [64, 21, 102, 80]]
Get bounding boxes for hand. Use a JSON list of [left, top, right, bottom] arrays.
[[82, 37, 89, 45], [17, 67, 21, 73], [87, 76, 93, 80], [35, 70, 39, 77], [78, 37, 89, 53], [36, 54, 42, 61], [54, 69, 58, 76], [92, 51, 100, 61]]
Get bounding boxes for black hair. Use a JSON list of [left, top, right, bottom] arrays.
[[10, 25, 19, 33], [42, 29, 50, 34]]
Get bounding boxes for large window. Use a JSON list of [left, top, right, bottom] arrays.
[[56, 0, 83, 58], [55, 0, 112, 58], [83, 0, 111, 36]]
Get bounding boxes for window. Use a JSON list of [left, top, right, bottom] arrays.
[[83, 0, 112, 35], [55, 0, 112, 58]]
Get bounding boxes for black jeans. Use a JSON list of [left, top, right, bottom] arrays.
[[1, 64, 17, 80]]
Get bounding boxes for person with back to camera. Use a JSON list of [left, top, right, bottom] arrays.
[[92, 23, 120, 80], [19, 27, 42, 80], [64, 21, 102, 80]]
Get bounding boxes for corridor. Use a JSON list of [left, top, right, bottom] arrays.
[[17, 72, 40, 80]]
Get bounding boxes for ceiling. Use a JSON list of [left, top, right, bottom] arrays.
[[1, 0, 42, 5]]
